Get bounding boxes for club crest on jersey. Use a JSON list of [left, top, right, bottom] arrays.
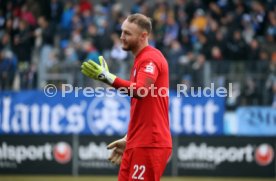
[[144, 62, 155, 74]]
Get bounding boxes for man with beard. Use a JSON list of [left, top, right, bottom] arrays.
[[81, 13, 172, 181]]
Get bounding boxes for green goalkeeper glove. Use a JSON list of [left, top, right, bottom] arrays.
[[81, 56, 116, 85]]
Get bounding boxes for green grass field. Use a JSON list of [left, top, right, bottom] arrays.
[[0, 176, 275, 181]]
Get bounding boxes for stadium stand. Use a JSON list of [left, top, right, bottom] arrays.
[[0, 0, 276, 109]]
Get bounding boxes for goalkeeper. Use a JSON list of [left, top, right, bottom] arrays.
[[81, 13, 172, 181]]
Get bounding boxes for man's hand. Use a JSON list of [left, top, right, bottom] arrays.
[[107, 137, 126, 165], [81, 56, 116, 85]]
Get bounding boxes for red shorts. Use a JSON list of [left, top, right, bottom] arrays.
[[118, 147, 172, 181]]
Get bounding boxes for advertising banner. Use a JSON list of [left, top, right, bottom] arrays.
[[0, 135, 73, 174], [0, 90, 225, 136], [77, 135, 172, 176], [0, 91, 130, 135], [177, 137, 275, 177], [0, 135, 275, 177], [236, 107, 276, 136], [170, 93, 225, 135], [224, 107, 276, 136], [78, 135, 120, 175]]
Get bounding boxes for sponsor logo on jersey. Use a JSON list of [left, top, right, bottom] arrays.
[[144, 62, 155, 74]]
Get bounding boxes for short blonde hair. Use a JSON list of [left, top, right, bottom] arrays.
[[127, 13, 152, 34]]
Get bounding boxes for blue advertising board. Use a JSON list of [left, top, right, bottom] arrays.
[[236, 107, 276, 136], [0, 90, 130, 135], [224, 107, 276, 136], [170, 92, 225, 135], [0, 90, 225, 135]]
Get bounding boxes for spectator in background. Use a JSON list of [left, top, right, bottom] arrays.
[[81, 9, 94, 32], [85, 24, 101, 52], [1, 0, 276, 108], [191, 53, 205, 88], [178, 51, 195, 88], [173, 0, 187, 24], [226, 30, 247, 61], [209, 1, 223, 22], [13, 19, 34, 89], [64, 43, 78, 63], [190, 8, 207, 33], [241, 14, 255, 44], [110, 33, 128, 79], [83, 40, 100, 63], [251, 1, 267, 36], [271, 81, 276, 108], [163, 15, 179, 47], [13, 19, 32, 65], [110, 5, 125, 36], [241, 75, 259, 105], [247, 39, 261, 73], [35, 16, 55, 88], [267, 10, 276, 37], [0, 50, 17, 90], [20, 4, 36, 27], [0, 32, 12, 50], [93, 4, 113, 54], [131, 0, 145, 14], [79, 0, 93, 14], [166, 40, 185, 89], [48, 0, 63, 28], [185, 0, 205, 24], [60, 0, 75, 39], [36, 16, 55, 67], [266, 59, 276, 105], [2, 18, 16, 43], [71, 28, 84, 59], [258, 50, 270, 105]]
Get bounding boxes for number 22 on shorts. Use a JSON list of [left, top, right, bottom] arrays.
[[132, 164, 146, 180]]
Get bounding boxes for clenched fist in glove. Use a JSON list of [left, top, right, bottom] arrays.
[[81, 56, 116, 85]]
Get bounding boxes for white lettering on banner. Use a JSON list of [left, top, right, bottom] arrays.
[[183, 105, 193, 134], [205, 101, 219, 133], [236, 107, 276, 136], [0, 97, 85, 134], [2, 97, 11, 132], [31, 105, 40, 133], [178, 143, 254, 165], [51, 105, 66, 133], [0, 142, 52, 163], [170, 98, 219, 134], [67, 105, 85, 133], [171, 98, 182, 133], [41, 104, 50, 133], [194, 105, 203, 134], [79, 142, 111, 160]]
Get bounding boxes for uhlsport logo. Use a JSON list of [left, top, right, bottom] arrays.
[[177, 142, 275, 168], [0, 141, 72, 166], [53, 142, 72, 164], [87, 96, 130, 135], [255, 143, 274, 166]]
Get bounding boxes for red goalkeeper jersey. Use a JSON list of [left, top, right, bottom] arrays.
[[113, 46, 172, 149]]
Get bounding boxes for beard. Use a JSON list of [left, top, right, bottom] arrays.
[[121, 39, 139, 52]]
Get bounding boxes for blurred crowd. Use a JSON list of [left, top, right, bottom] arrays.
[[0, 0, 276, 108]]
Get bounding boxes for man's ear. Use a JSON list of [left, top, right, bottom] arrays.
[[141, 31, 148, 40]]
